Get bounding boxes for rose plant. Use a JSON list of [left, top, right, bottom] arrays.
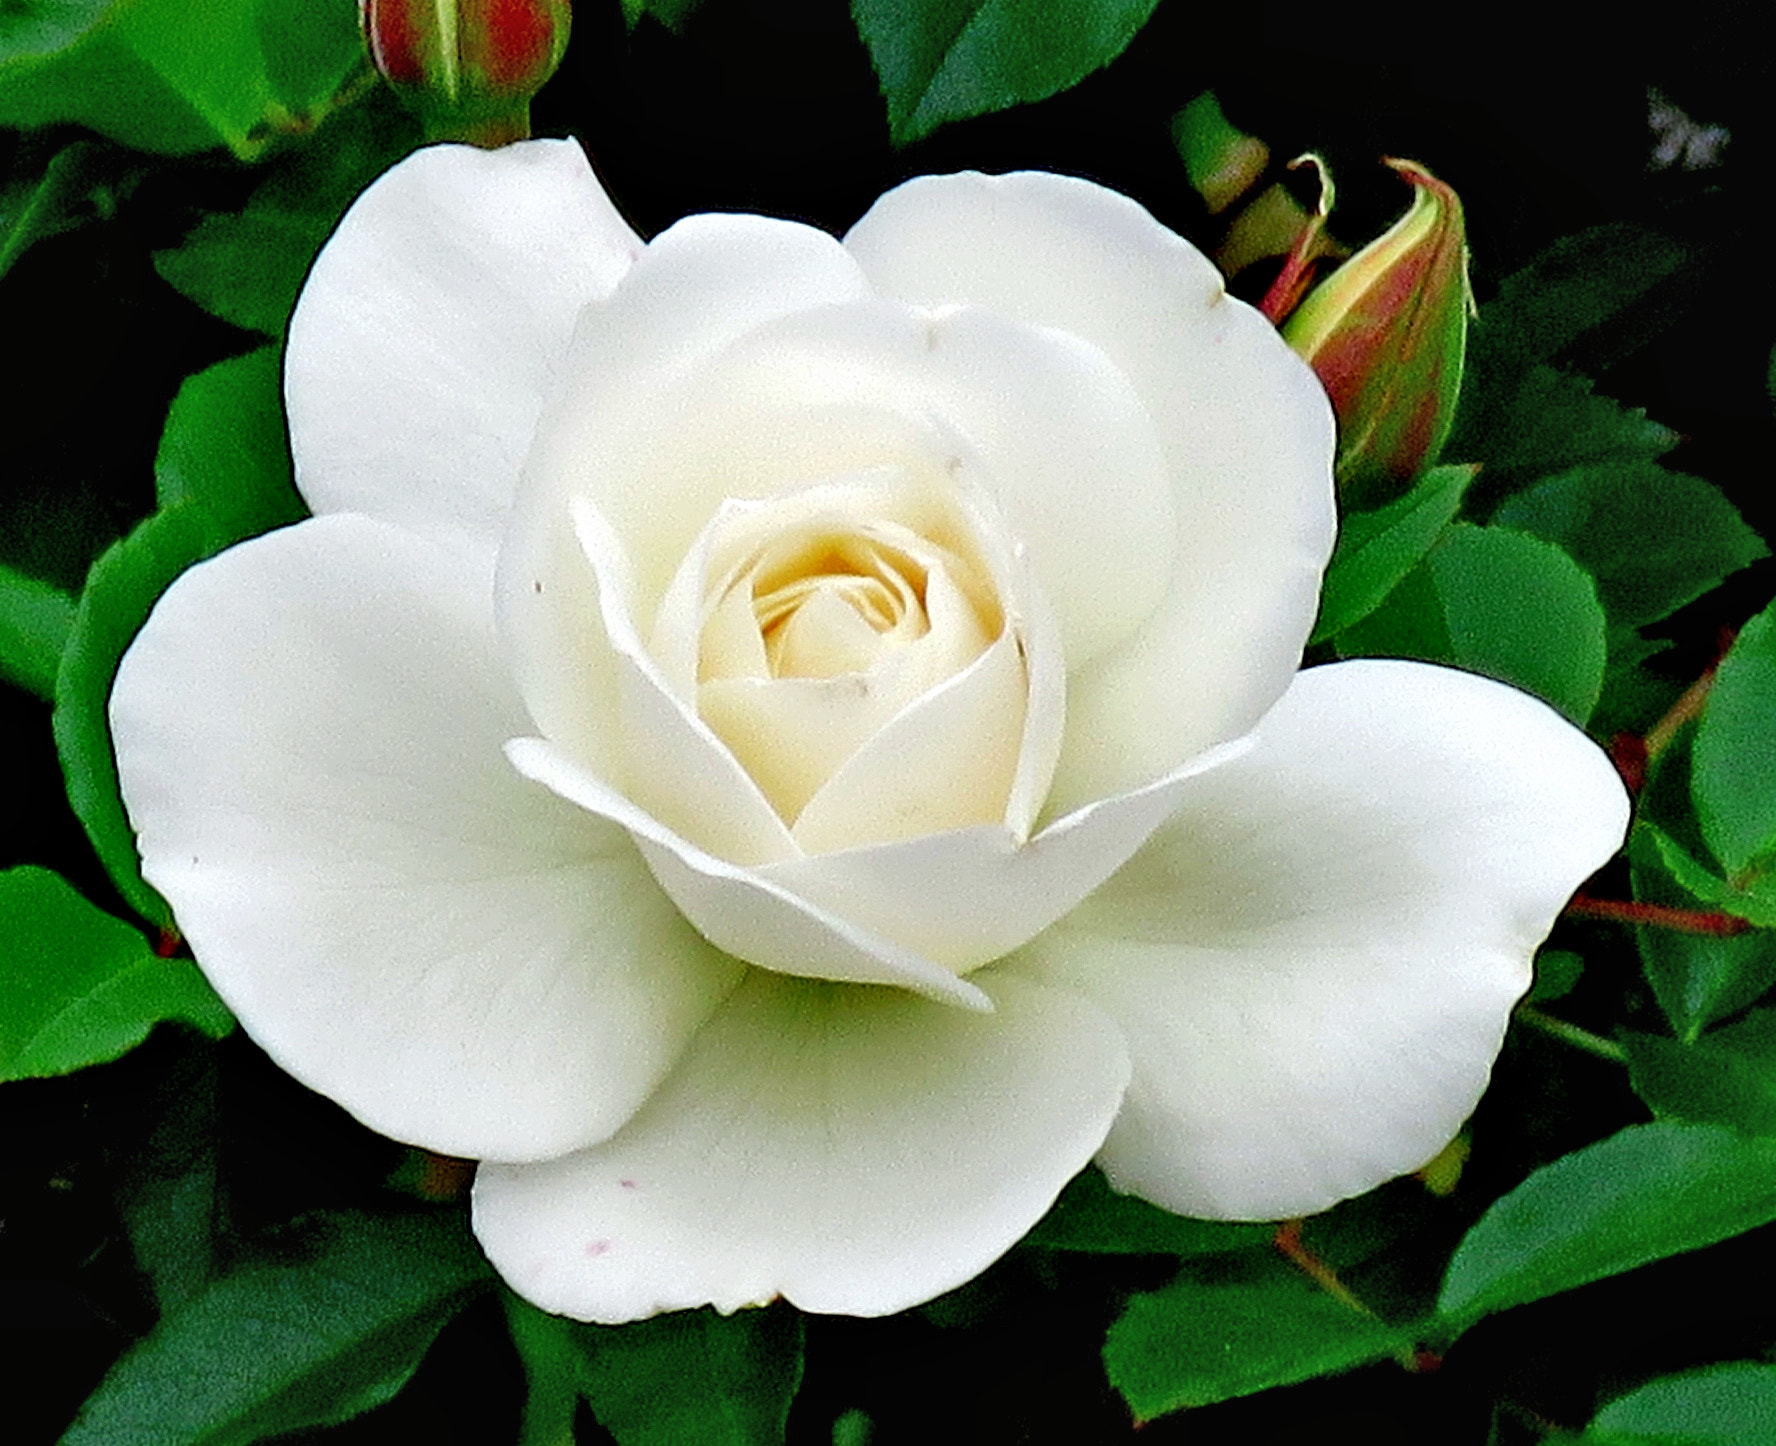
[[109, 139, 1629, 1323]]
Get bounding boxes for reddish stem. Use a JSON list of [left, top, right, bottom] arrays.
[[1565, 893, 1750, 937], [1273, 1220, 1372, 1316]]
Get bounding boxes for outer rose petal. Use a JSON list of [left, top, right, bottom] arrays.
[[572, 298, 1176, 671], [497, 210, 872, 770], [1005, 660, 1631, 1219], [110, 516, 741, 1162], [472, 971, 1130, 1320], [503, 737, 993, 1011], [758, 737, 1250, 969], [287, 140, 641, 550], [844, 171, 1337, 811]]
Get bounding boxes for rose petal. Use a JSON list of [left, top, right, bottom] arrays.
[[788, 624, 1026, 853], [1005, 660, 1631, 1219], [760, 739, 1249, 970], [504, 737, 992, 1012], [110, 516, 742, 1161], [497, 211, 873, 763], [572, 497, 799, 867], [472, 970, 1129, 1320], [613, 298, 1176, 670], [844, 171, 1337, 809], [287, 140, 641, 550]]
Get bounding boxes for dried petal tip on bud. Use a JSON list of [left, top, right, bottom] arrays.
[[1283, 159, 1472, 508], [362, 0, 570, 144]]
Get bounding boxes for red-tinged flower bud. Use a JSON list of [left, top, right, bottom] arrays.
[[1283, 159, 1473, 508], [362, 0, 571, 146]]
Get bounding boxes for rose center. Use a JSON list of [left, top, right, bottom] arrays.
[[648, 470, 1024, 843], [733, 531, 935, 683]]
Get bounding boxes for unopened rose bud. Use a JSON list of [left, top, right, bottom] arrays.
[[361, 0, 571, 146], [1283, 158, 1472, 508]]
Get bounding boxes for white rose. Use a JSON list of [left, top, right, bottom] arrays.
[[111, 140, 1629, 1322]]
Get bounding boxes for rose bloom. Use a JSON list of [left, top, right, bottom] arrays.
[[111, 140, 1628, 1322]]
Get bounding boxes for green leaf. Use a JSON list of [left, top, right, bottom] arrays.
[[853, 0, 1161, 145], [1583, 1362, 1776, 1446], [1021, 1165, 1272, 1256], [1451, 364, 1678, 485], [1452, 228, 1695, 470], [0, 558, 75, 699], [1625, 1008, 1776, 1137], [61, 1210, 492, 1445], [627, 0, 706, 32], [1594, 629, 1682, 742], [155, 201, 330, 335], [53, 505, 217, 931], [0, 0, 365, 160], [155, 97, 421, 334], [1493, 463, 1765, 632], [1631, 826, 1776, 1042], [1, 1, 214, 155], [156, 347, 306, 549], [0, 866, 230, 1082], [1311, 463, 1474, 643], [1104, 1261, 1413, 1420], [1643, 823, 1776, 930], [1170, 90, 1267, 215], [113, 1041, 226, 1316], [0, 0, 112, 57], [1337, 522, 1607, 725], [1437, 1121, 1776, 1330], [1468, 223, 1692, 378], [1527, 949, 1584, 1004], [1694, 600, 1776, 882], [503, 1294, 583, 1446], [578, 1307, 804, 1446], [510, 1299, 805, 1446], [0, 137, 142, 282]]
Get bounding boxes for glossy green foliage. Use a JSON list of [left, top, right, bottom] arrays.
[[1456, 224, 1693, 416], [61, 1210, 491, 1444], [1632, 825, 1776, 1041], [1495, 463, 1765, 635], [154, 346, 306, 549], [52, 341, 311, 930], [1311, 463, 1473, 643], [4, 2, 1775, 1440], [0, 865, 230, 1081], [0, 0, 365, 159], [1455, 363, 1678, 488], [154, 97, 421, 334], [853, 0, 1161, 144], [52, 504, 214, 929], [0, 557, 74, 698], [1695, 600, 1776, 886], [0, 136, 142, 280], [506, 1296, 805, 1446], [1580, 1362, 1776, 1446], [1337, 522, 1607, 724], [1438, 1123, 1776, 1329], [1105, 1259, 1414, 1419], [1625, 1007, 1776, 1137]]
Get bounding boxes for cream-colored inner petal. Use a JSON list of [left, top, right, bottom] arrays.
[[651, 470, 1022, 839]]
